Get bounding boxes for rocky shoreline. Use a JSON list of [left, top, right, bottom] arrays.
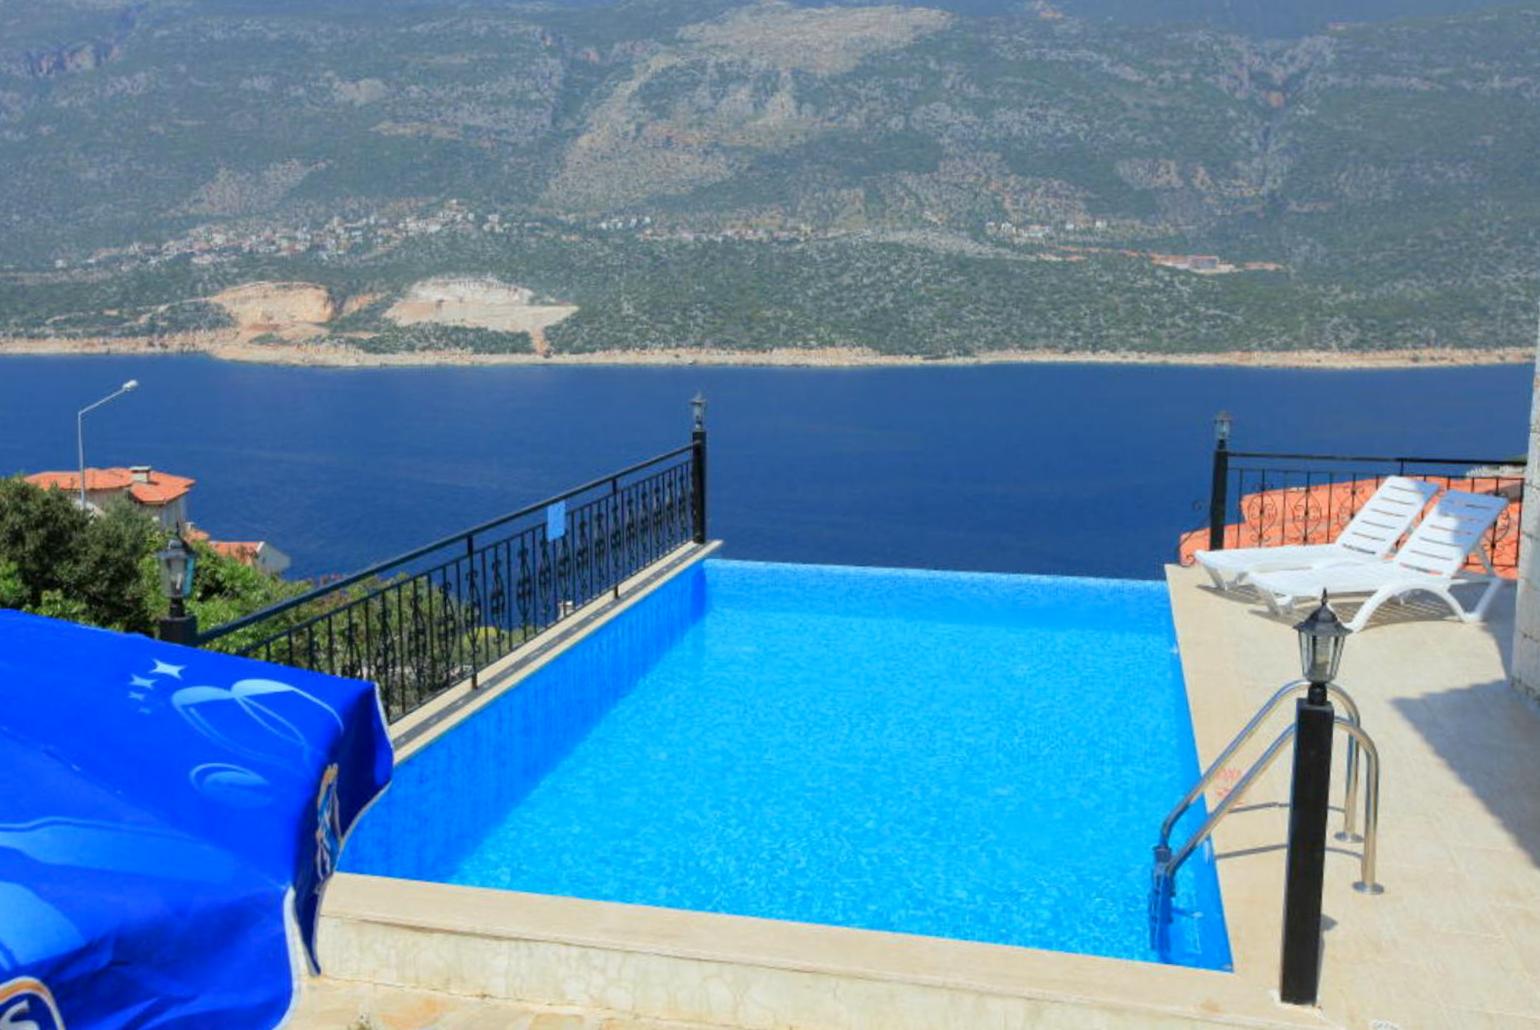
[[0, 334, 1530, 370]]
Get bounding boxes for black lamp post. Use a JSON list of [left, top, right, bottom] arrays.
[[156, 528, 199, 646], [1207, 410, 1233, 551], [1279, 592, 1350, 1005], [690, 393, 708, 545]]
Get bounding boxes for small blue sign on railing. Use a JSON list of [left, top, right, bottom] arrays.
[[546, 499, 566, 541]]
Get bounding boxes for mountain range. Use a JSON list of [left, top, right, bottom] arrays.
[[1, 0, 1537, 358]]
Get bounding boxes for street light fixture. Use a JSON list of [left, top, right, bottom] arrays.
[[76, 379, 139, 510]]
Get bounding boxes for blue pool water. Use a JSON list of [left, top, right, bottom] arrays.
[[343, 559, 1231, 969]]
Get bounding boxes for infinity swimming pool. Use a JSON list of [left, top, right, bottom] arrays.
[[343, 559, 1231, 970]]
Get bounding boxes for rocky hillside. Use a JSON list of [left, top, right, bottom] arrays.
[[0, 0, 1537, 357]]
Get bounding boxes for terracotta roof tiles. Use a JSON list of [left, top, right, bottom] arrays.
[[25, 467, 195, 506]]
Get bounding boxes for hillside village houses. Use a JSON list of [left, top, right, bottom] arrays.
[[24, 466, 291, 576]]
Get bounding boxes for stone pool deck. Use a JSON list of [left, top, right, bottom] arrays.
[[290, 560, 1539, 1029], [1169, 562, 1540, 1029]]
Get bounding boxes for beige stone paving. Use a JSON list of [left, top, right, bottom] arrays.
[[1168, 563, 1540, 1029], [292, 978, 715, 1029]]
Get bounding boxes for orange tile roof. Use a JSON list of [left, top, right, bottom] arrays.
[[184, 527, 271, 568], [25, 467, 195, 506], [28, 468, 130, 492], [1178, 477, 1520, 578], [210, 541, 263, 563]]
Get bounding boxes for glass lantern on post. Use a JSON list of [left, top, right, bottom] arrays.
[[156, 529, 199, 645], [1294, 592, 1350, 703], [1213, 409, 1233, 447]]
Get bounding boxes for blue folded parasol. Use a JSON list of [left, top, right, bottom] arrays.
[[0, 610, 393, 1029]]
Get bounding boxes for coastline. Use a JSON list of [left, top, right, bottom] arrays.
[[0, 334, 1531, 370]]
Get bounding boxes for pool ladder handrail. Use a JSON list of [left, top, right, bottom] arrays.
[[1149, 682, 1383, 951], [1157, 679, 1365, 853]]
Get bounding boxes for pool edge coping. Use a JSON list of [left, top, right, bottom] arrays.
[[317, 871, 1314, 1028]]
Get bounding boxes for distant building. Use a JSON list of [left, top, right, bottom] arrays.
[[27, 466, 194, 528], [25, 466, 290, 575], [186, 527, 292, 576]]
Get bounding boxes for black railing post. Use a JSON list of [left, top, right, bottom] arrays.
[[1208, 410, 1232, 551], [466, 533, 479, 691], [691, 393, 708, 545], [1279, 680, 1335, 1005], [611, 476, 622, 600]]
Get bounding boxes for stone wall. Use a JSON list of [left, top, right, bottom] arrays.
[[1514, 343, 1540, 704]]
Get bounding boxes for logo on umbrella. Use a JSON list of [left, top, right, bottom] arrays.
[[314, 763, 342, 886], [168, 675, 343, 769], [0, 977, 64, 1030]]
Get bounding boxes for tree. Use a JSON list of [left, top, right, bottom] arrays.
[[0, 477, 91, 608], [69, 498, 164, 634]]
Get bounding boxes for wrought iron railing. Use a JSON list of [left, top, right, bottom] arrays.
[[196, 432, 707, 721], [1193, 438, 1524, 572]]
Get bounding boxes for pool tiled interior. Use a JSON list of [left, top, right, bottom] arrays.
[[343, 559, 1228, 969]]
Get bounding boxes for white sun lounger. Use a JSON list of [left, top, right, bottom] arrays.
[[1248, 490, 1511, 631], [1194, 476, 1440, 590]]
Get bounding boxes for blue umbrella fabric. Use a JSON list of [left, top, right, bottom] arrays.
[[0, 610, 393, 1029]]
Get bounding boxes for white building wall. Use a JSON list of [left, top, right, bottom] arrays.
[[83, 487, 119, 514], [1514, 355, 1540, 703], [155, 497, 187, 529], [254, 542, 291, 576]]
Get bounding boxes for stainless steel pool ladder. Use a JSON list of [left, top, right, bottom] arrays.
[[1149, 681, 1382, 951]]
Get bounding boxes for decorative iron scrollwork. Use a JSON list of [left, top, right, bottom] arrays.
[[208, 447, 702, 725]]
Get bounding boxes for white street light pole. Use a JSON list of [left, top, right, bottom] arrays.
[[76, 379, 139, 510]]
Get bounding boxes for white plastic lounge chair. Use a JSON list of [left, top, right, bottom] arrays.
[[1248, 490, 1511, 631], [1194, 476, 1440, 590]]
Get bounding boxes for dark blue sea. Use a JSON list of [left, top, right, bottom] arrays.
[[0, 356, 1529, 581]]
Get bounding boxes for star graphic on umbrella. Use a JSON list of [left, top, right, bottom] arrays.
[[129, 663, 184, 715], [127, 673, 159, 711]]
